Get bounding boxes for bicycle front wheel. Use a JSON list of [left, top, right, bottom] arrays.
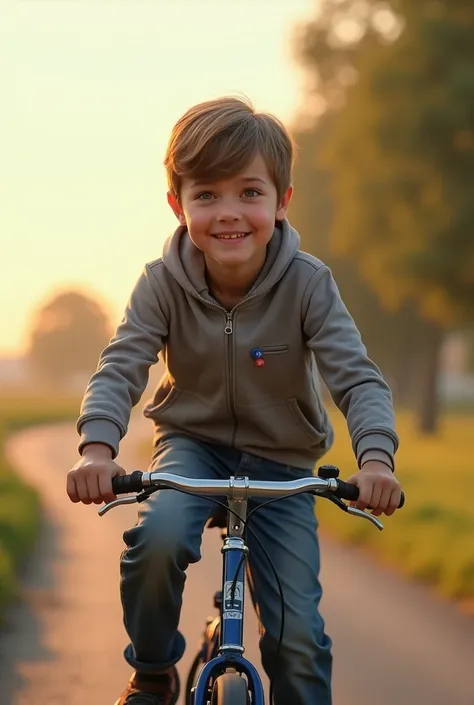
[[211, 673, 250, 705]]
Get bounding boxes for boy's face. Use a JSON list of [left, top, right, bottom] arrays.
[[168, 153, 292, 271]]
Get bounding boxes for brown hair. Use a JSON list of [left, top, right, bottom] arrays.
[[164, 96, 294, 201]]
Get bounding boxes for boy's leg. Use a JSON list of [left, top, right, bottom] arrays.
[[245, 458, 333, 705], [120, 434, 226, 673]]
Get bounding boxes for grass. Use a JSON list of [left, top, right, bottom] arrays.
[[317, 408, 474, 603], [0, 392, 80, 615]]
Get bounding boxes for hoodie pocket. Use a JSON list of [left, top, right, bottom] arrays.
[[260, 344, 290, 355], [236, 397, 327, 453], [286, 398, 326, 443], [144, 385, 181, 417]]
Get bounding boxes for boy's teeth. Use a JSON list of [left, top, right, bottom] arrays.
[[217, 233, 246, 239]]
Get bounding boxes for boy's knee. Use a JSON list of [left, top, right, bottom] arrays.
[[123, 506, 198, 572], [261, 612, 331, 662]]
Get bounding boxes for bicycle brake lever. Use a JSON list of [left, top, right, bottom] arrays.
[[136, 488, 158, 503], [318, 491, 346, 509], [318, 492, 384, 531], [346, 506, 384, 531], [98, 495, 138, 517]]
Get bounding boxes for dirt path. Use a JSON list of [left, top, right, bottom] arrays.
[[0, 421, 472, 704]]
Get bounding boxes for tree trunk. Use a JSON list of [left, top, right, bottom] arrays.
[[391, 351, 415, 408], [415, 324, 444, 434], [383, 313, 423, 409]]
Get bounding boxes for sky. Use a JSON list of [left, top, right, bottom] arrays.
[[1, 0, 317, 356]]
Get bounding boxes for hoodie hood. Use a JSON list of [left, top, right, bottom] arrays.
[[161, 218, 301, 301]]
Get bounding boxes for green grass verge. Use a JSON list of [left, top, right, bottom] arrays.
[[0, 394, 80, 615], [317, 409, 474, 603]]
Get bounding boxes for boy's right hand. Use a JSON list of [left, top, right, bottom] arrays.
[[66, 443, 126, 505]]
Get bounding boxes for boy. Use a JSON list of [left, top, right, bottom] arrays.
[[67, 97, 401, 705]]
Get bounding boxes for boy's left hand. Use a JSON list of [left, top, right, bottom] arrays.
[[346, 461, 401, 516]]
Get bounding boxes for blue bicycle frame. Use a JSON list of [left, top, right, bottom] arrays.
[[191, 494, 265, 705]]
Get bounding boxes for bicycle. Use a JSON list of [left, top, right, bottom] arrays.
[[99, 464, 405, 705]]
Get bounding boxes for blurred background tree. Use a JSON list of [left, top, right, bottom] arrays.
[[26, 291, 112, 389], [291, 0, 474, 432]]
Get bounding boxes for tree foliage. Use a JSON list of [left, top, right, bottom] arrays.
[[289, 121, 428, 406], [296, 0, 474, 326], [292, 1, 474, 431], [27, 290, 112, 386]]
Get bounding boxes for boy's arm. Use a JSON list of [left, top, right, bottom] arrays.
[[77, 264, 169, 458], [302, 265, 399, 469]]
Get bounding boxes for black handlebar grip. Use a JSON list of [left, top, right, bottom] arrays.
[[334, 480, 359, 502], [335, 480, 405, 509], [112, 471, 144, 495]]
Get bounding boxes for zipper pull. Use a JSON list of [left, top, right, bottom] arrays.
[[224, 314, 233, 335]]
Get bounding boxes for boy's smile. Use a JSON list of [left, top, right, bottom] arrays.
[[211, 231, 251, 241]]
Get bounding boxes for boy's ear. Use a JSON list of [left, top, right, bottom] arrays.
[[167, 190, 187, 226], [276, 185, 293, 221]]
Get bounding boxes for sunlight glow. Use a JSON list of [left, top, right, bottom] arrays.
[[2, 0, 315, 354]]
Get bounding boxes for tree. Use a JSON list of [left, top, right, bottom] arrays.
[[289, 122, 428, 408], [27, 290, 112, 388], [293, 0, 474, 431]]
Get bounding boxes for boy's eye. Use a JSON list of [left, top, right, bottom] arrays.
[[196, 192, 214, 200], [242, 188, 261, 198]]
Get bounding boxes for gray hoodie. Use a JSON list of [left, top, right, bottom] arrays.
[[77, 220, 398, 470]]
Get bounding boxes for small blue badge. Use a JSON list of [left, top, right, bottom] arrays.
[[250, 347, 264, 360]]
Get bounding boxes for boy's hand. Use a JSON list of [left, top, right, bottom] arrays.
[[346, 461, 401, 517], [66, 443, 126, 505]]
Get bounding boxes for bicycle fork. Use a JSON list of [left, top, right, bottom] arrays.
[[191, 494, 265, 704]]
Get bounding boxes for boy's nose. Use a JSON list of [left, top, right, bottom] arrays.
[[216, 198, 241, 222], [216, 211, 240, 223]]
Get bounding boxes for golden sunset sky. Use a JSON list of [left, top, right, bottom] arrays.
[[2, 0, 316, 355]]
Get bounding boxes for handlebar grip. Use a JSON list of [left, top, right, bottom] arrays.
[[112, 471, 144, 495], [335, 480, 405, 509]]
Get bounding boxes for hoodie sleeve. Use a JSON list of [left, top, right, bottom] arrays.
[[302, 265, 399, 468], [76, 264, 169, 458]]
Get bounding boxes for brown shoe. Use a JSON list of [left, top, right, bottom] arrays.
[[114, 667, 180, 705]]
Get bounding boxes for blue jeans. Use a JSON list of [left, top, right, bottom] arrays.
[[120, 434, 332, 705]]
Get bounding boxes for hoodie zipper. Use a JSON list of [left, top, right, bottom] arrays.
[[196, 293, 257, 445]]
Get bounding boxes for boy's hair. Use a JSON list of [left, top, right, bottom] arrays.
[[164, 96, 294, 201]]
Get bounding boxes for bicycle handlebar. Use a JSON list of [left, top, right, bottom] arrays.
[[110, 470, 405, 508], [99, 467, 405, 530]]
